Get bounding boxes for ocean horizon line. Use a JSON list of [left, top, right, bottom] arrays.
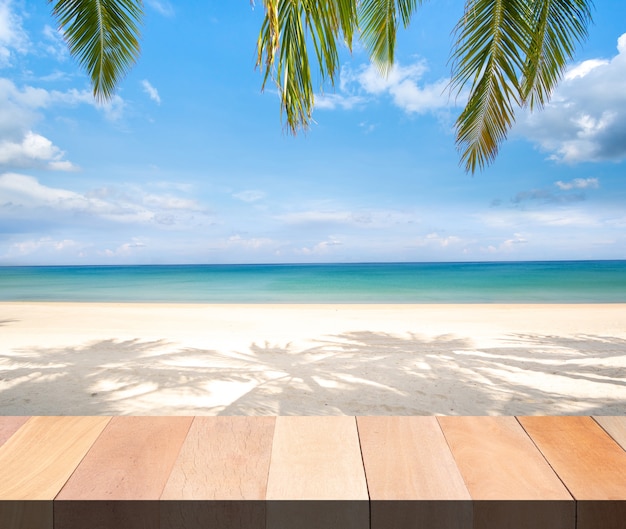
[[2, 258, 625, 269], [1, 260, 625, 304]]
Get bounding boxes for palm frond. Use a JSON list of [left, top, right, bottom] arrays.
[[359, 0, 423, 73], [50, 0, 143, 102], [522, 0, 592, 109], [257, 0, 358, 133], [451, 0, 531, 173]]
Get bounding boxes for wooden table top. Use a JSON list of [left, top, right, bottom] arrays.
[[0, 416, 624, 529]]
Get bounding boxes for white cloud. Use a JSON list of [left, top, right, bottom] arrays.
[[413, 232, 463, 248], [278, 208, 419, 229], [143, 193, 203, 211], [296, 237, 343, 256], [0, 0, 29, 67], [314, 60, 457, 117], [0, 173, 210, 227], [555, 177, 599, 190], [502, 233, 528, 248], [100, 239, 148, 258], [564, 59, 609, 81], [279, 210, 355, 225], [146, 0, 175, 17], [41, 24, 68, 62], [0, 131, 77, 170], [226, 234, 274, 249], [314, 93, 365, 110], [0, 78, 128, 169], [5, 237, 83, 258], [233, 189, 266, 202], [141, 79, 161, 105], [477, 208, 602, 229], [517, 32, 626, 163]]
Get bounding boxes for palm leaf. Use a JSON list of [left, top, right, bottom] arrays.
[[451, 0, 532, 173], [257, 0, 358, 133], [50, 0, 143, 102], [522, 0, 592, 109], [359, 0, 422, 73]]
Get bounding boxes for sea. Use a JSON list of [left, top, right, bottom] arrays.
[[1, 261, 625, 303]]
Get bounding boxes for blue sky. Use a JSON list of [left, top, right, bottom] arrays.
[[1, 0, 625, 265]]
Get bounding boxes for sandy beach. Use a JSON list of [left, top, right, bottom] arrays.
[[1, 302, 625, 415]]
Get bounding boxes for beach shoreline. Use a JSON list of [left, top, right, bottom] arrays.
[[1, 302, 625, 416]]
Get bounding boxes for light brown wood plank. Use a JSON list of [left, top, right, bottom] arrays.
[[0, 417, 29, 447], [519, 416, 626, 529], [0, 416, 110, 500], [438, 416, 574, 529], [358, 416, 472, 529], [0, 416, 109, 529], [594, 416, 626, 451], [266, 416, 369, 529], [54, 416, 192, 529], [56, 416, 192, 500], [162, 416, 275, 500], [160, 416, 275, 529]]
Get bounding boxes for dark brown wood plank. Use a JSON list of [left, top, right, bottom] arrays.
[[358, 416, 472, 529], [0, 417, 29, 447], [519, 416, 626, 529], [266, 416, 369, 529], [160, 416, 275, 529], [438, 416, 574, 529], [0, 416, 110, 529], [54, 416, 192, 529]]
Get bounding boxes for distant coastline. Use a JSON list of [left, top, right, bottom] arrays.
[[1, 260, 625, 303]]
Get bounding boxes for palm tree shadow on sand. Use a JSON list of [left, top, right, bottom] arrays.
[[1, 332, 625, 415]]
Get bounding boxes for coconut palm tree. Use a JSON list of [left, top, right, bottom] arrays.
[[49, 0, 593, 173]]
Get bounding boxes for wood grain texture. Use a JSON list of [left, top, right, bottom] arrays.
[[0, 416, 110, 500], [594, 416, 626, 451], [358, 416, 470, 501], [56, 416, 192, 501], [0, 417, 29, 447], [358, 416, 472, 529], [438, 416, 574, 529], [266, 416, 369, 529], [518, 416, 626, 500], [519, 416, 626, 529], [161, 416, 275, 500], [160, 417, 275, 529], [266, 416, 368, 500], [54, 416, 192, 529]]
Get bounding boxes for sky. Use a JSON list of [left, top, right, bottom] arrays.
[[0, 0, 625, 265]]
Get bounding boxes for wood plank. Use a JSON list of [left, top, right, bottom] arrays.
[[519, 416, 626, 529], [54, 416, 192, 529], [358, 416, 472, 529], [266, 416, 369, 529], [160, 416, 275, 529], [0, 417, 29, 447], [438, 416, 574, 529], [0, 416, 109, 529], [594, 416, 626, 451], [0, 416, 110, 499]]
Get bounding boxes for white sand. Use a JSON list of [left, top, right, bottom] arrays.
[[1, 303, 625, 415]]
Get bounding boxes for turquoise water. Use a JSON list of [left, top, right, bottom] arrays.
[[0, 261, 625, 303]]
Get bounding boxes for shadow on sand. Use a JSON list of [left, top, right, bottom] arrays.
[[1, 332, 625, 415]]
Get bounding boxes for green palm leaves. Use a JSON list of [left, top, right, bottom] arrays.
[[257, 0, 358, 131], [49, 0, 143, 101], [258, 0, 592, 172], [49, 0, 592, 173], [451, 0, 593, 172], [257, 0, 422, 131]]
